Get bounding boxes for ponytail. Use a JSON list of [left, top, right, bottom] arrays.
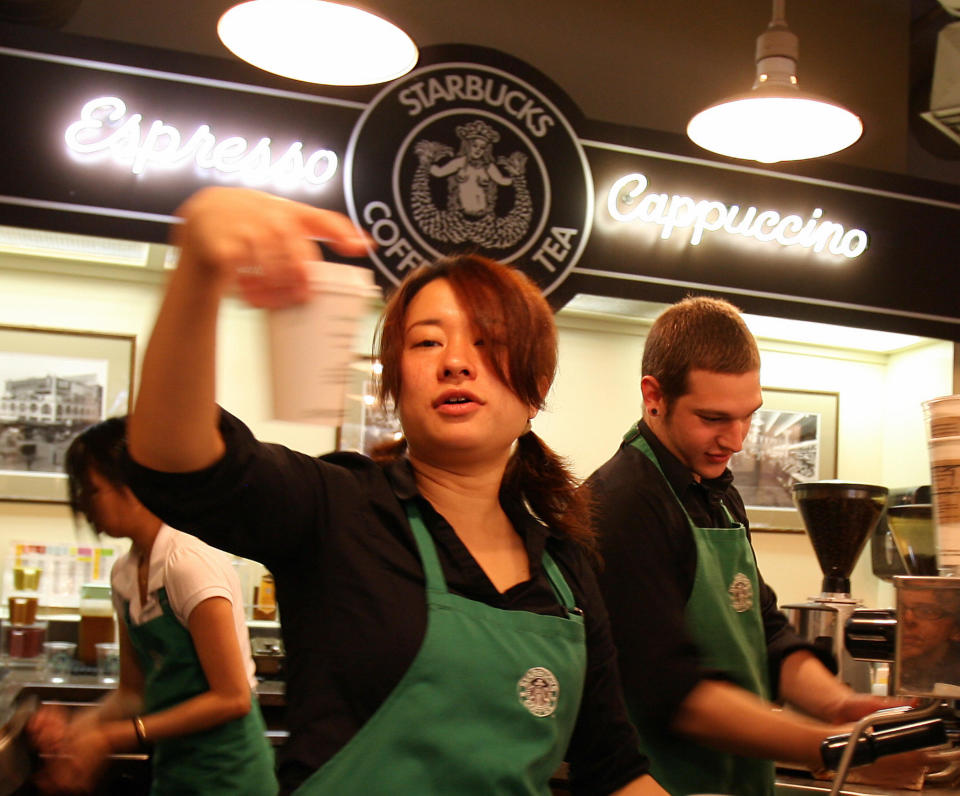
[[504, 431, 596, 555], [369, 436, 407, 463]]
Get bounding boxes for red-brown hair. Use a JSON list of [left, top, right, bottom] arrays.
[[374, 254, 594, 550]]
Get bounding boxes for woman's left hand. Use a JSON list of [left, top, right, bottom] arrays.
[[34, 725, 112, 794], [27, 704, 69, 753]]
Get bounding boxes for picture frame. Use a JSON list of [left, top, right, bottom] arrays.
[[0, 325, 135, 503], [335, 357, 402, 456], [729, 387, 839, 533]]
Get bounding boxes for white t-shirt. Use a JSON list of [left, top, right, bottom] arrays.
[[111, 524, 257, 689]]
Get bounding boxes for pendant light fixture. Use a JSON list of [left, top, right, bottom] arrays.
[[686, 0, 862, 163], [217, 0, 418, 86]]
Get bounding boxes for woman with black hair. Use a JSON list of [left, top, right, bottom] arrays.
[[29, 416, 277, 795]]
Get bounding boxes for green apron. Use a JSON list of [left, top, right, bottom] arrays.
[[295, 500, 586, 794], [124, 588, 278, 796], [627, 427, 774, 796]]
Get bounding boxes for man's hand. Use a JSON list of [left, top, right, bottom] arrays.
[[821, 692, 917, 724]]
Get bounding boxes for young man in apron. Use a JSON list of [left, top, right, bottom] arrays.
[[586, 297, 908, 796]]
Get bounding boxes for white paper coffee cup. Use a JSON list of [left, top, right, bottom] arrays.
[[924, 394, 960, 439], [267, 261, 381, 425], [929, 435, 960, 573]]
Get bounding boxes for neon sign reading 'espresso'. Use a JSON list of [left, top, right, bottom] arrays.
[[64, 97, 338, 190], [607, 173, 868, 259]]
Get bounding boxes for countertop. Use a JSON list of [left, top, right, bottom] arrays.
[[776, 774, 960, 794], [6, 660, 960, 795], [1, 657, 285, 706], [1, 655, 288, 750]]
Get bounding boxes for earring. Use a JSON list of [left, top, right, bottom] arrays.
[[650, 408, 658, 416]]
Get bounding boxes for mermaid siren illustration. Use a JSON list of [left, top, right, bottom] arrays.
[[411, 119, 533, 249]]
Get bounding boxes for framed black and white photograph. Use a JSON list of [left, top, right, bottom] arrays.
[[0, 325, 135, 502], [729, 387, 839, 532], [335, 357, 402, 457]]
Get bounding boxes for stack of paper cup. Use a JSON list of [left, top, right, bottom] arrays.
[[924, 395, 960, 575], [924, 394, 960, 439], [268, 261, 381, 425]]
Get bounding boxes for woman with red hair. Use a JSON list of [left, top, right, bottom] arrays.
[[124, 187, 666, 796]]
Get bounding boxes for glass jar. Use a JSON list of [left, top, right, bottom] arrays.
[[5, 622, 46, 660], [78, 583, 115, 665], [8, 593, 39, 626]]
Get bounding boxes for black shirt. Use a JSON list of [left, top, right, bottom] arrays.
[[586, 420, 827, 739], [124, 409, 649, 795]]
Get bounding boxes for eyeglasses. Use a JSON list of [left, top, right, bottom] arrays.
[[903, 604, 951, 621]]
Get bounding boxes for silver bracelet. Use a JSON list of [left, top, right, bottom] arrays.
[[132, 715, 149, 747]]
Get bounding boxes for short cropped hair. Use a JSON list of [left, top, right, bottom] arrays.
[[643, 296, 760, 405]]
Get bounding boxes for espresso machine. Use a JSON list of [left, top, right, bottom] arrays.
[[782, 481, 956, 792], [782, 480, 889, 693]]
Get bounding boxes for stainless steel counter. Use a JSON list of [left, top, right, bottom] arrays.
[[776, 774, 960, 794], [3, 660, 288, 796], [3, 661, 287, 739], [8, 662, 960, 795], [2, 659, 285, 703]]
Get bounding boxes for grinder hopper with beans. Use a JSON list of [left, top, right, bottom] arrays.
[[781, 480, 888, 692]]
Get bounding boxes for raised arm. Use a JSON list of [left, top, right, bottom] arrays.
[[127, 187, 368, 473]]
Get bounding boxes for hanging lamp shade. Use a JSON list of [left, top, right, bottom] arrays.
[[686, 0, 862, 163], [217, 0, 419, 86]]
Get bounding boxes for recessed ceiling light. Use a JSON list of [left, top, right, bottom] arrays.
[[562, 294, 930, 354], [741, 313, 925, 353], [0, 225, 149, 267]]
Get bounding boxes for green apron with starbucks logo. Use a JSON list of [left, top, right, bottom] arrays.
[[124, 589, 277, 796], [294, 500, 586, 794], [628, 429, 775, 796]]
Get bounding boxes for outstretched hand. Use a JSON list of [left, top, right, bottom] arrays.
[[27, 704, 69, 753], [32, 725, 112, 795], [28, 705, 110, 794], [825, 692, 917, 724], [818, 694, 943, 787], [172, 187, 372, 308]]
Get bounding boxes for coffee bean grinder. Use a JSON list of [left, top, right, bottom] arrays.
[[782, 480, 889, 694]]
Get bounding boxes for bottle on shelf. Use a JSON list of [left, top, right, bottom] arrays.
[[78, 583, 116, 665], [253, 573, 277, 621]]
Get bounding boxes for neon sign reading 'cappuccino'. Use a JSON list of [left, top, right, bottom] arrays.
[[607, 173, 868, 259], [64, 97, 338, 190]]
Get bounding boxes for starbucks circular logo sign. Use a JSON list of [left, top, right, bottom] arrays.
[[345, 58, 592, 296]]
